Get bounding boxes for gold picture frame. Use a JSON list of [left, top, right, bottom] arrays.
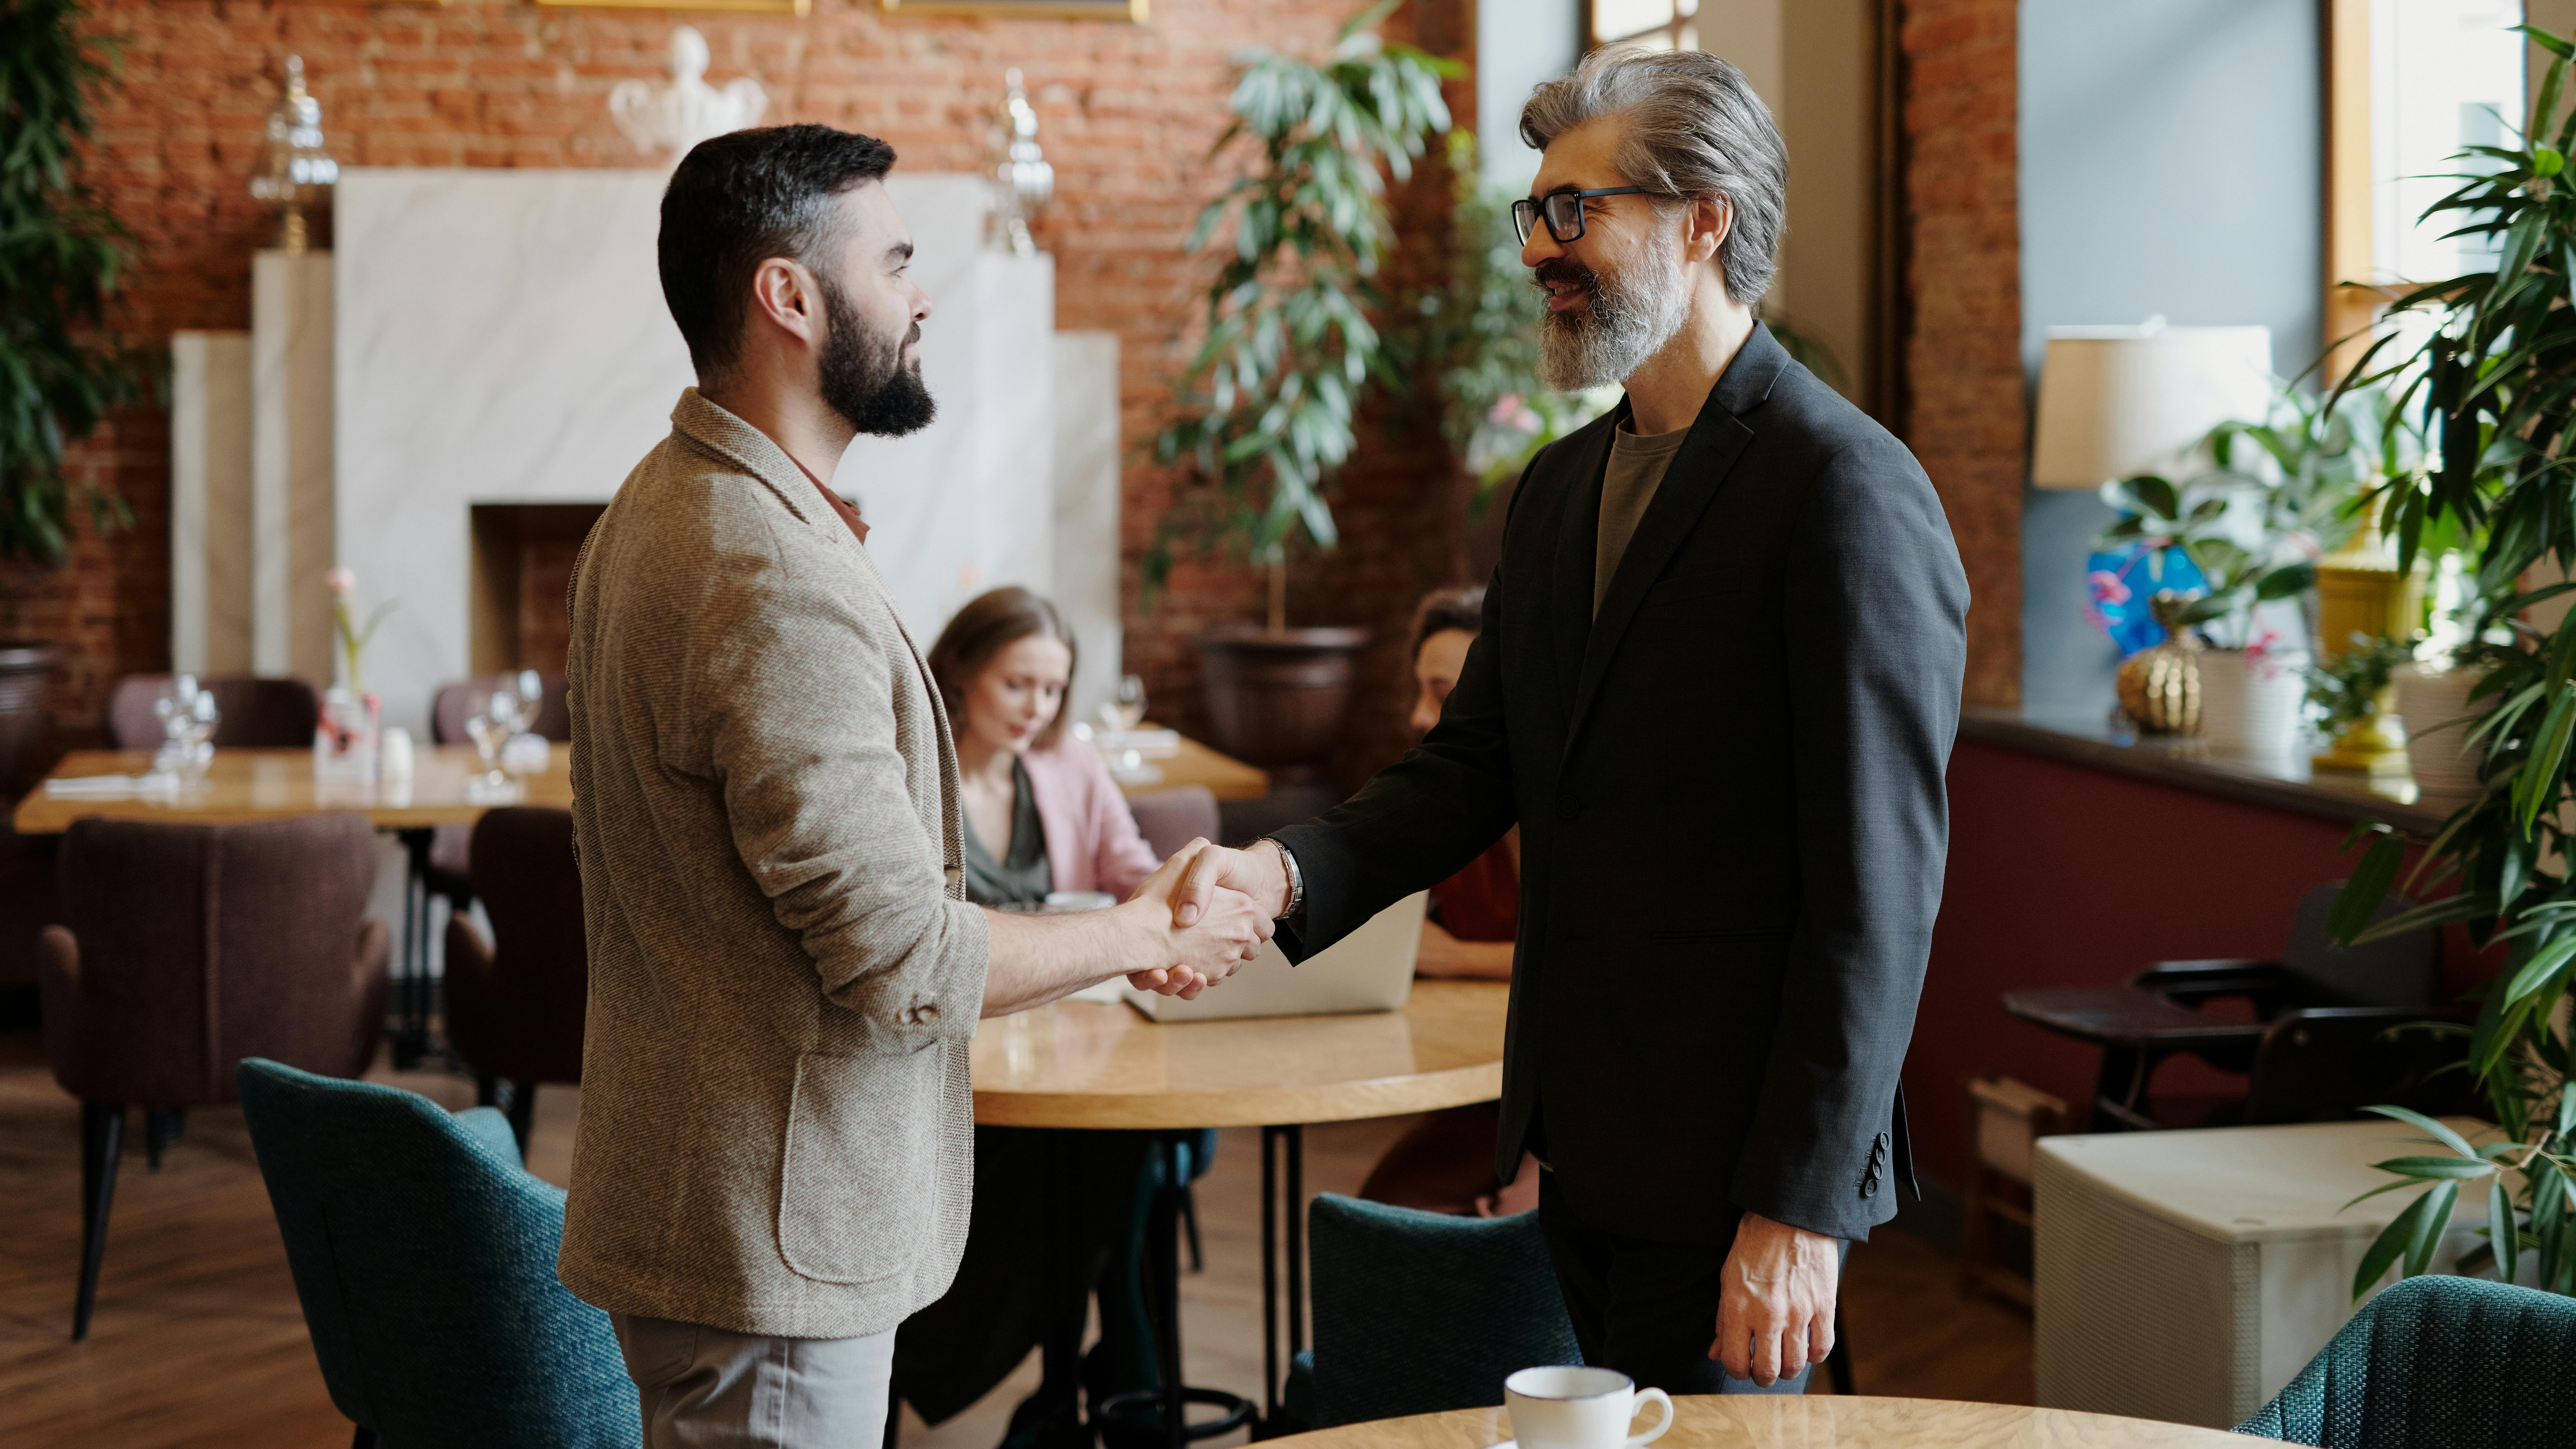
[[536, 0, 810, 13], [879, 0, 1146, 19]]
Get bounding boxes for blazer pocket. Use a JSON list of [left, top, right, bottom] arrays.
[[777, 1051, 941, 1285]]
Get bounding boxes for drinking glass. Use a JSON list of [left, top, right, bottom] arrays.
[[465, 711, 511, 791], [515, 669, 544, 722], [1102, 673, 1149, 733]]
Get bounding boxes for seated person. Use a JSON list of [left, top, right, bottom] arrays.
[[893, 586, 1174, 1442], [1357, 587, 1538, 1216], [934, 585, 1160, 907]]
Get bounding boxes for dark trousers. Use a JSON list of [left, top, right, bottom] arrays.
[[1535, 1171, 1836, 1396]]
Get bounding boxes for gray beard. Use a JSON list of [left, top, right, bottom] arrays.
[[1536, 243, 1693, 392]]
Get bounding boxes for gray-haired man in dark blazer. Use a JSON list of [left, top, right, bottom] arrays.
[[1176, 48, 1968, 1395]]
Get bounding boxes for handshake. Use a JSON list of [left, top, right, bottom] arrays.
[[1116, 839, 1295, 1000]]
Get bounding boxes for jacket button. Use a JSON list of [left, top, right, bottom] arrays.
[[1861, 1174, 1879, 1199], [1561, 796, 1583, 820], [1877, 1130, 1891, 1146], [913, 1004, 940, 1025]]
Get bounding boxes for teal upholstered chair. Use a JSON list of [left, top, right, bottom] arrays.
[[236, 1058, 640, 1449], [2237, 1275, 2576, 1448], [1289, 1193, 1581, 1430]]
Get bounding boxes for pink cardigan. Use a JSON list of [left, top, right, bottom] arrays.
[[1019, 736, 1161, 899]]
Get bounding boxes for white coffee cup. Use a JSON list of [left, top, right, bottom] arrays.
[[1504, 1366, 1673, 1449]]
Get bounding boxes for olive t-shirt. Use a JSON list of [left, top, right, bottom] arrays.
[[1594, 422, 1690, 615]]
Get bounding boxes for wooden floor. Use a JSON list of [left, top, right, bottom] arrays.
[[0, 1031, 2032, 1448]]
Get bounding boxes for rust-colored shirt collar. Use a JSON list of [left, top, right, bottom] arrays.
[[804, 472, 870, 545]]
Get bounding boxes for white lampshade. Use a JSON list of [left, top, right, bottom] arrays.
[[2030, 320, 2274, 490]]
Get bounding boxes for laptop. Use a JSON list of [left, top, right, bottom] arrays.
[[1122, 892, 1429, 1023]]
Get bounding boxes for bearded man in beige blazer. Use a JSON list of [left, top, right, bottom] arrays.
[[560, 124, 1274, 1449]]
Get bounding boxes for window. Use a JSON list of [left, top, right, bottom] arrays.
[[1590, 0, 1697, 51], [2327, 0, 2526, 368]]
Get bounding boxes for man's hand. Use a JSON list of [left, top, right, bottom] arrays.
[[1710, 1211, 1839, 1387], [1170, 839, 1292, 926], [1125, 841, 1273, 996]]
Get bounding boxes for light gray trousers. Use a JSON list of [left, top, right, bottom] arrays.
[[611, 1312, 896, 1449]]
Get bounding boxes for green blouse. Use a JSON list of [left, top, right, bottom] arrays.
[[960, 756, 1053, 908]]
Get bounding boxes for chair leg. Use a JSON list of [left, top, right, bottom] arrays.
[[144, 1108, 185, 1171], [474, 1075, 499, 1108], [75, 1102, 125, 1341], [1181, 1183, 1204, 1273], [505, 1081, 537, 1157]]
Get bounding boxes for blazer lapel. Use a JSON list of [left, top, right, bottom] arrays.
[[1547, 413, 1618, 715], [1561, 325, 1789, 760]]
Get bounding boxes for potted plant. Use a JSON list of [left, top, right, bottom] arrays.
[[0, 0, 142, 793], [2096, 384, 2375, 756], [2329, 24, 2576, 1298], [1149, 0, 1454, 772]]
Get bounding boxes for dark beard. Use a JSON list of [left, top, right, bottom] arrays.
[[817, 272, 937, 437]]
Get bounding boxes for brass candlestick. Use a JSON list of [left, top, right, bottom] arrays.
[[249, 56, 338, 254]]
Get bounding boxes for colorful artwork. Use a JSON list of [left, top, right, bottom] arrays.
[[2086, 544, 2207, 657]]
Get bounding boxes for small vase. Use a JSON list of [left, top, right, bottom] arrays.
[[2197, 646, 2311, 761], [314, 687, 379, 782], [2393, 662, 2488, 794]]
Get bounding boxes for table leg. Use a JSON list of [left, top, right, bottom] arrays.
[[390, 828, 435, 1069], [1252, 1124, 1308, 1440], [1285, 1123, 1304, 1366], [1260, 1126, 1279, 1427], [1097, 1133, 1252, 1449]]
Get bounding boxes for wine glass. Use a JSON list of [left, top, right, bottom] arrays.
[[465, 711, 511, 793], [1102, 673, 1149, 734], [180, 692, 219, 779], [515, 669, 544, 725]]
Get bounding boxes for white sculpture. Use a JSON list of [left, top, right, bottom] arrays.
[[609, 27, 769, 159]]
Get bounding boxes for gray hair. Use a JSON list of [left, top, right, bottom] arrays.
[[1519, 46, 1787, 304]]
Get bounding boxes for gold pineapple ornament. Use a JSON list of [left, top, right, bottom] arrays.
[[2117, 593, 2202, 734]]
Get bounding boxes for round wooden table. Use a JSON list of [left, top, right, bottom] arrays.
[[1263, 1395, 2259, 1449], [969, 980, 1512, 1449]]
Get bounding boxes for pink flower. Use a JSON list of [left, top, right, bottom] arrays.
[[2087, 570, 2132, 607], [1486, 394, 1523, 425], [326, 567, 355, 596]]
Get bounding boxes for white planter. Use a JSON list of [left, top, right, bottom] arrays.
[[2197, 647, 2310, 761], [2393, 662, 2488, 793]]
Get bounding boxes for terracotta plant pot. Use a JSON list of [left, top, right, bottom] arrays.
[[0, 643, 57, 803], [1193, 624, 1371, 775]]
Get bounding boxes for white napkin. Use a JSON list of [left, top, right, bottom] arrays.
[[45, 773, 181, 799]]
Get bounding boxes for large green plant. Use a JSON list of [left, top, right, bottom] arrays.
[[1148, 0, 1455, 629], [2330, 24, 2576, 1300], [0, 0, 139, 571]]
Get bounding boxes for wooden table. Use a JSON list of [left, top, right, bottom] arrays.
[[974, 979, 1508, 1128], [973, 981, 1511, 1449], [13, 745, 572, 834], [1112, 724, 1270, 803], [17, 745, 573, 1065], [1268, 1394, 2257, 1449]]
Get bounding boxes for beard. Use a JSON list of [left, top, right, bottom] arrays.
[[1534, 236, 1693, 392], [817, 271, 937, 438]]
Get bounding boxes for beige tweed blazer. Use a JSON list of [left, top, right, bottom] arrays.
[[557, 388, 992, 1339]]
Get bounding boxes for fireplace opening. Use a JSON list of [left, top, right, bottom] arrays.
[[469, 503, 606, 676]]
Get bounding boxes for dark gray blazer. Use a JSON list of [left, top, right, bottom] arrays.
[[1273, 324, 1968, 1245]]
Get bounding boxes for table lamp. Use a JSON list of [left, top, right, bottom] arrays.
[[2030, 319, 2274, 489]]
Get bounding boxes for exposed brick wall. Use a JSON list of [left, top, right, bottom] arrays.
[[1899, 0, 2021, 707], [44, 0, 1467, 778]]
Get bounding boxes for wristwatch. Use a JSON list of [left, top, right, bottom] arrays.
[[1263, 837, 1305, 921]]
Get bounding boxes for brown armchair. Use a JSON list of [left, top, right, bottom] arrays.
[[103, 673, 320, 750], [443, 806, 586, 1154], [38, 812, 389, 1340], [1127, 785, 1221, 861]]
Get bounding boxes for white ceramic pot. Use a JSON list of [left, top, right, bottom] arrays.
[[2197, 647, 2311, 761], [2394, 662, 2488, 793]]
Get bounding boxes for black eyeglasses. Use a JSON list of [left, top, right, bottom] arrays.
[[1511, 186, 1654, 245]]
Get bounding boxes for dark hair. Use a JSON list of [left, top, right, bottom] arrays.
[[1408, 586, 1486, 665], [928, 587, 1079, 749], [658, 124, 898, 379]]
